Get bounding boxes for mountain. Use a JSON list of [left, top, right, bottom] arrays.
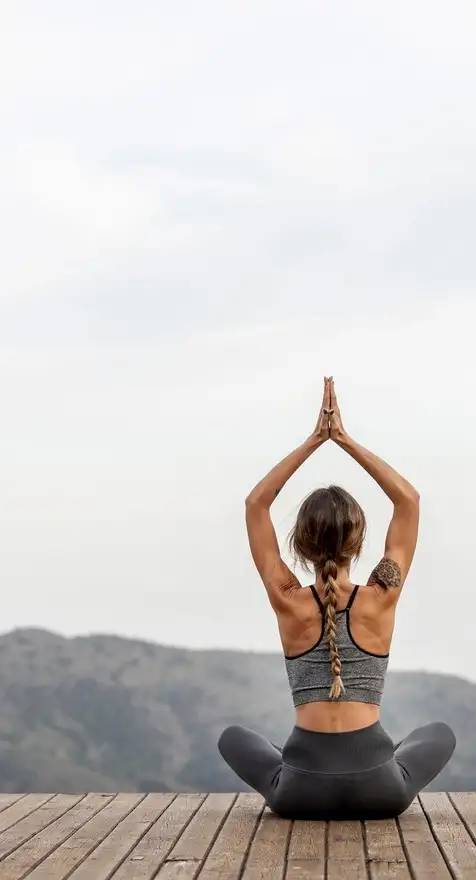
[[0, 628, 473, 793]]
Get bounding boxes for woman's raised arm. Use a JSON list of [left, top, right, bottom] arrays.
[[328, 379, 420, 594], [245, 377, 331, 609]]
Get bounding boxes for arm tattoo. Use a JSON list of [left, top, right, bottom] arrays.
[[369, 557, 402, 590]]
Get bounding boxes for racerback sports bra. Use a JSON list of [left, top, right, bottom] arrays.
[[284, 585, 389, 706]]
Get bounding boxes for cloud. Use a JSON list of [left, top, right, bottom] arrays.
[[1, 0, 476, 311], [0, 0, 475, 679]]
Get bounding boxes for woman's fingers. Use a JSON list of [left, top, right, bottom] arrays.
[[324, 377, 335, 415], [321, 377, 330, 409]]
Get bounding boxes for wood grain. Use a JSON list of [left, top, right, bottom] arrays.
[[419, 792, 476, 879], [285, 817, 326, 880], [398, 798, 452, 880], [0, 792, 474, 878], [365, 817, 411, 880], [241, 807, 291, 880], [327, 820, 367, 880]]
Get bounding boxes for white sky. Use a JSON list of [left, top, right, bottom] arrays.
[[1, 0, 476, 680]]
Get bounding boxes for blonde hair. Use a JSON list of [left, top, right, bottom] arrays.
[[288, 485, 366, 700]]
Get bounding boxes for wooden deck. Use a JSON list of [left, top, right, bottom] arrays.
[[0, 793, 474, 879]]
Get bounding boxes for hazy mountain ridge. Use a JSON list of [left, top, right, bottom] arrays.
[[0, 628, 473, 793]]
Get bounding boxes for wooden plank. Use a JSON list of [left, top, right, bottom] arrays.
[[0, 792, 475, 880], [419, 792, 476, 878], [27, 794, 147, 880], [166, 793, 235, 862], [285, 818, 326, 880], [0, 795, 54, 836], [199, 793, 263, 880], [327, 821, 367, 880], [156, 862, 200, 880], [0, 797, 26, 815], [101, 794, 201, 880], [67, 794, 174, 879], [0, 793, 114, 880], [157, 793, 236, 879], [398, 799, 452, 880], [0, 794, 83, 864], [365, 818, 411, 880], [240, 807, 291, 880], [448, 792, 476, 843]]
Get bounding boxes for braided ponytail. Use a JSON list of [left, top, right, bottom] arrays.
[[322, 559, 345, 700]]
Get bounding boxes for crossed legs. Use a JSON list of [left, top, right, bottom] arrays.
[[218, 721, 456, 815]]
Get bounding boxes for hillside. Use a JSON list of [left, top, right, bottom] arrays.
[[0, 628, 473, 793]]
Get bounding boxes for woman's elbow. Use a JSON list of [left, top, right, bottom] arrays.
[[245, 493, 268, 511], [399, 486, 420, 506]]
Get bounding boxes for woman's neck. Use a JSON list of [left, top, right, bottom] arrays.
[[315, 566, 353, 591]]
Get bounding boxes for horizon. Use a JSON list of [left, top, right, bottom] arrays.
[[1, 1, 476, 683], [2, 624, 476, 687]]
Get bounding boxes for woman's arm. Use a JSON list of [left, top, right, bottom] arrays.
[[329, 379, 419, 593], [335, 435, 419, 507], [245, 378, 331, 609]]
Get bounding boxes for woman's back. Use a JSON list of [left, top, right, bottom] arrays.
[[277, 578, 397, 731]]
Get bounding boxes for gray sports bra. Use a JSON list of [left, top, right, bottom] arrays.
[[284, 585, 389, 706]]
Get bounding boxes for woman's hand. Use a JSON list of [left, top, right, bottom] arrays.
[[311, 376, 332, 443], [328, 378, 347, 443]]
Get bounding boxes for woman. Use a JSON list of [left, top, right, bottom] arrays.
[[218, 377, 456, 820]]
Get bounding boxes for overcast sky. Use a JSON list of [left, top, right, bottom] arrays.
[[1, 0, 476, 681]]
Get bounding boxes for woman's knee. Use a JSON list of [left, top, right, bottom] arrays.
[[428, 721, 457, 757], [402, 720, 456, 755], [217, 724, 247, 760], [396, 721, 456, 781], [406, 720, 457, 764]]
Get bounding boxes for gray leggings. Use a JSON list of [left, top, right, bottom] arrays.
[[218, 720, 456, 820]]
